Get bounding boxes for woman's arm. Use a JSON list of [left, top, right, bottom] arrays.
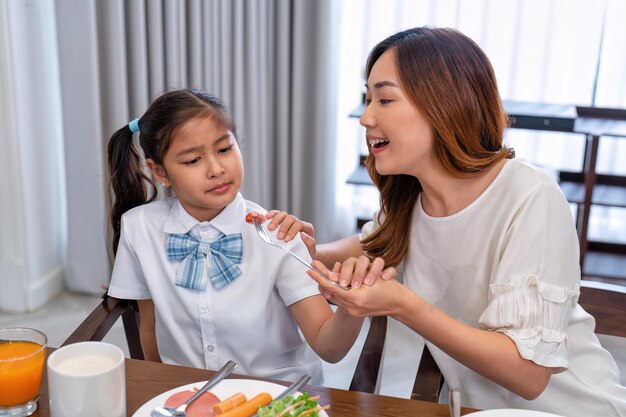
[[307, 263, 553, 400], [393, 288, 553, 400], [137, 299, 162, 362], [315, 235, 365, 269], [289, 295, 364, 363]]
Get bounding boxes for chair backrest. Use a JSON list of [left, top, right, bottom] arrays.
[[349, 315, 387, 392], [579, 280, 626, 337], [348, 315, 443, 401], [62, 294, 144, 360], [350, 279, 626, 402]]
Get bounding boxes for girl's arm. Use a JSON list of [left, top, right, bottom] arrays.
[[288, 295, 364, 363], [137, 299, 162, 362], [307, 263, 553, 400]]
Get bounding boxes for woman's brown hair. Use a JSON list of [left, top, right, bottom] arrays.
[[361, 27, 512, 267]]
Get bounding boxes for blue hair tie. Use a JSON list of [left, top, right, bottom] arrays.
[[128, 118, 140, 133]]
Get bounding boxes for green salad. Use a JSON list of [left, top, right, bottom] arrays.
[[257, 392, 326, 417]]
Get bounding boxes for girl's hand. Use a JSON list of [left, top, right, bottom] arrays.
[[265, 210, 316, 245], [307, 260, 402, 317]]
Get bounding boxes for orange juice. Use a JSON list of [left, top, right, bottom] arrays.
[[0, 341, 46, 406]]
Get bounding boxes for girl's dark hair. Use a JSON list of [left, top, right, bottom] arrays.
[[361, 27, 513, 267], [107, 89, 237, 255]]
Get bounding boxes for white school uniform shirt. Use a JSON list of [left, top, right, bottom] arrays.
[[108, 193, 324, 384], [363, 159, 626, 416]]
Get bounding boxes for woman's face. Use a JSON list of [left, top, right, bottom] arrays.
[[360, 49, 436, 178], [148, 115, 244, 222]]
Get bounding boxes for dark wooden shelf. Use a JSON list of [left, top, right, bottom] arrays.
[[559, 172, 626, 207], [583, 251, 626, 284], [561, 182, 626, 208], [505, 101, 577, 132], [559, 181, 585, 204], [592, 185, 626, 208]]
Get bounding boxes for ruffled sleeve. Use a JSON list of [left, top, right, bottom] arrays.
[[479, 274, 580, 371]]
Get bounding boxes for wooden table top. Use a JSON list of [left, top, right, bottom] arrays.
[[34, 356, 476, 416]]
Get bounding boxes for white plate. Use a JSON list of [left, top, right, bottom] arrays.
[[469, 410, 565, 417], [132, 378, 329, 417]]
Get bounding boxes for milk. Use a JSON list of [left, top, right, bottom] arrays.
[[48, 342, 126, 417], [55, 354, 118, 376]]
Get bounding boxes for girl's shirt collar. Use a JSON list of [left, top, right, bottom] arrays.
[[163, 193, 246, 237]]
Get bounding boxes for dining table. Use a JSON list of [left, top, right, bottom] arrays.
[[33, 352, 477, 417]]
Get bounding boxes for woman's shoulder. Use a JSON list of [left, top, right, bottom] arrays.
[[491, 159, 572, 219], [500, 159, 564, 196]]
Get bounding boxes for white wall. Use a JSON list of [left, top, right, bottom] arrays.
[[0, 0, 65, 312]]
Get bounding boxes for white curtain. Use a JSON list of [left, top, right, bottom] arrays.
[[55, 0, 339, 293], [0, 0, 66, 312]]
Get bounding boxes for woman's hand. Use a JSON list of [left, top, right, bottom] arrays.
[[265, 211, 317, 256], [332, 256, 393, 288], [307, 260, 403, 317]]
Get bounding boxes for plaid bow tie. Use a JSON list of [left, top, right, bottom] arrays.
[[166, 231, 243, 290]]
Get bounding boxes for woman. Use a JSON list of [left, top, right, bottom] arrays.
[[304, 27, 626, 416]]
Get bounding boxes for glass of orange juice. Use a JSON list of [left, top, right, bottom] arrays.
[[0, 327, 47, 416]]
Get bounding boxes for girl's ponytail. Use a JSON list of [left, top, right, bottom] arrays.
[[107, 123, 157, 255]]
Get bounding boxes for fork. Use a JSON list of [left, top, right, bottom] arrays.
[[150, 360, 237, 417], [252, 219, 350, 291], [251, 375, 311, 417]]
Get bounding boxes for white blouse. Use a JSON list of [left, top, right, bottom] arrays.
[[108, 193, 324, 384], [363, 159, 626, 416]]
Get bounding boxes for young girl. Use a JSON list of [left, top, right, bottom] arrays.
[[303, 27, 626, 415], [106, 89, 364, 384]]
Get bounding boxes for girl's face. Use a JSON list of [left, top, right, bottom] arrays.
[[148, 116, 244, 222], [360, 49, 436, 178]]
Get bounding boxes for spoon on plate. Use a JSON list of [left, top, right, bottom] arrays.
[[150, 360, 237, 417]]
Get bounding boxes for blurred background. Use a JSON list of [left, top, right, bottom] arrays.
[[1, 0, 625, 317]]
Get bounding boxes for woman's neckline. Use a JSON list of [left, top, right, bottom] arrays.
[[418, 159, 513, 221]]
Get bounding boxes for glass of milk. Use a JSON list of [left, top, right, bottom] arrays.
[[47, 342, 125, 417]]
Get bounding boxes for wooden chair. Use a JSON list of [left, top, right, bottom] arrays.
[[61, 294, 144, 360], [349, 315, 387, 393], [350, 280, 626, 402], [349, 315, 443, 401], [578, 280, 626, 338]]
